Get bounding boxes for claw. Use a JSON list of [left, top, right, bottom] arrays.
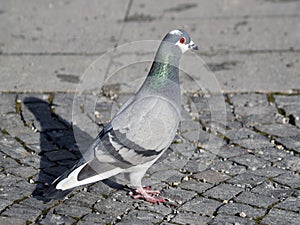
[[129, 187, 166, 204]]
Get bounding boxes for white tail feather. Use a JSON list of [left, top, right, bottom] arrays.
[[56, 163, 124, 190]]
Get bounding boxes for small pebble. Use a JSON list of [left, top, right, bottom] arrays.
[[94, 111, 101, 118], [276, 145, 284, 150], [282, 117, 289, 124], [172, 182, 179, 187], [239, 212, 247, 218], [183, 176, 189, 181], [177, 200, 183, 205]]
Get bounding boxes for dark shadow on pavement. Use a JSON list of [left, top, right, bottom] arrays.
[[24, 96, 124, 202]]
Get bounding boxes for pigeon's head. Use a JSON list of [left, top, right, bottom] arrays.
[[163, 29, 198, 53]]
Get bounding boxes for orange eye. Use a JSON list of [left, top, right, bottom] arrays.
[[179, 37, 185, 44]]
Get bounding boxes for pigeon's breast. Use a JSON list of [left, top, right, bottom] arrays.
[[112, 96, 180, 151]]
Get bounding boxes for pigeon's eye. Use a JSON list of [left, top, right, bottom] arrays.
[[179, 37, 185, 44]]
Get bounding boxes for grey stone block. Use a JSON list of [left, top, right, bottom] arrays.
[[251, 181, 295, 200], [218, 202, 266, 219], [275, 155, 300, 173], [94, 197, 133, 218], [227, 172, 265, 188], [137, 201, 172, 216], [183, 152, 217, 173], [20, 197, 51, 210], [147, 169, 181, 184], [203, 183, 243, 201], [171, 212, 211, 225], [118, 210, 163, 225], [233, 137, 274, 150], [252, 166, 286, 178], [231, 154, 271, 171], [180, 179, 212, 194], [0, 113, 28, 137], [234, 105, 277, 118], [275, 95, 300, 107], [255, 147, 290, 163], [0, 199, 12, 212], [208, 214, 255, 225], [0, 94, 16, 114], [256, 124, 300, 138], [210, 160, 247, 176], [38, 209, 76, 225], [0, 135, 30, 161], [182, 129, 209, 144], [77, 213, 115, 225], [0, 152, 19, 169], [0, 177, 34, 202], [276, 197, 300, 212], [87, 180, 120, 198], [276, 135, 300, 154], [229, 93, 269, 107], [234, 191, 278, 208], [2, 203, 41, 223], [162, 187, 197, 203], [179, 197, 222, 216], [224, 128, 263, 141], [5, 165, 37, 180], [215, 146, 248, 159], [53, 203, 92, 218], [0, 216, 27, 225], [170, 141, 197, 158], [193, 169, 230, 184], [64, 191, 100, 209], [149, 153, 188, 172], [273, 172, 300, 188], [241, 113, 278, 126], [19, 154, 41, 169], [262, 208, 299, 225]]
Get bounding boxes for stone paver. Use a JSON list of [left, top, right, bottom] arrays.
[[1, 0, 300, 224]]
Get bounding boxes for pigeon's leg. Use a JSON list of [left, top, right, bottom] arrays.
[[129, 186, 166, 204]]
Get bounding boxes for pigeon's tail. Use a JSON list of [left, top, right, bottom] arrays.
[[42, 160, 85, 200], [43, 184, 74, 200], [43, 158, 125, 201]]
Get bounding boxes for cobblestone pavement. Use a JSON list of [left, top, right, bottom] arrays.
[[1, 92, 299, 224], [1, 0, 300, 225]]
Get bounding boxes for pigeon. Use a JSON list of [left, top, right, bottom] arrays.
[[45, 29, 198, 204]]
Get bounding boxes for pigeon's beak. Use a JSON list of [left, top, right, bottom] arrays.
[[188, 40, 198, 50]]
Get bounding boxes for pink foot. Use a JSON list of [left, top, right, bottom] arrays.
[[129, 187, 166, 204]]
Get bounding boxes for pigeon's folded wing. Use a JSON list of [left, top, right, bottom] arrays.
[[106, 95, 180, 165]]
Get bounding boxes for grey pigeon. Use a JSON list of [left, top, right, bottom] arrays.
[[45, 29, 198, 203]]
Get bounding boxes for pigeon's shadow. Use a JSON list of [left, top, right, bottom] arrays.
[[24, 97, 123, 202]]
